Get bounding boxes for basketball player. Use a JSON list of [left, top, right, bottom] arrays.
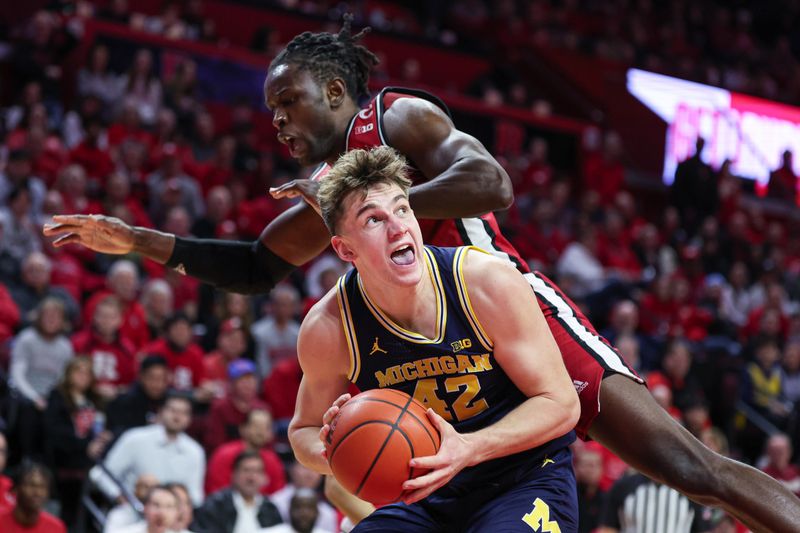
[[43, 19, 800, 531], [295, 145, 580, 531]]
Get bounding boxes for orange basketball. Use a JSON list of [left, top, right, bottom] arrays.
[[325, 388, 441, 505]]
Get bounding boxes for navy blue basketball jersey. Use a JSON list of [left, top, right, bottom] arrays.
[[336, 245, 574, 489]]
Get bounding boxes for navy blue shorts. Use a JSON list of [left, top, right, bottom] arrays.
[[353, 447, 577, 533]]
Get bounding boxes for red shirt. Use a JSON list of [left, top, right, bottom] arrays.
[[83, 291, 150, 351], [262, 358, 303, 421], [69, 141, 114, 181], [0, 476, 14, 511], [205, 440, 286, 496], [72, 329, 137, 387], [204, 395, 268, 452], [0, 508, 66, 533], [762, 464, 800, 497], [139, 338, 205, 390], [0, 284, 20, 344]]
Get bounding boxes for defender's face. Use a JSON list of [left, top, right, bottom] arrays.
[[333, 183, 424, 289], [264, 63, 340, 166]]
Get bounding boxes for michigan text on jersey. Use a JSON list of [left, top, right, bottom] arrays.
[[374, 353, 493, 387]]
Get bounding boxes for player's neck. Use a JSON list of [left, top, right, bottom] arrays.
[[324, 107, 360, 167], [360, 271, 438, 339]]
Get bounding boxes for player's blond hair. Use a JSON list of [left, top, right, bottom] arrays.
[[318, 146, 412, 235]]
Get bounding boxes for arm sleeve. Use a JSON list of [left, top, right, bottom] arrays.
[[165, 237, 296, 295]]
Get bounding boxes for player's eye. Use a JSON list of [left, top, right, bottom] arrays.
[[396, 206, 408, 216], [366, 215, 379, 226]]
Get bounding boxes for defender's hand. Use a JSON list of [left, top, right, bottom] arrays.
[[401, 409, 474, 504], [43, 214, 135, 255], [270, 179, 322, 215], [319, 393, 352, 460]]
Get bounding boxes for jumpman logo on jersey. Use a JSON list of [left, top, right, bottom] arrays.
[[541, 457, 555, 468], [370, 338, 388, 356]]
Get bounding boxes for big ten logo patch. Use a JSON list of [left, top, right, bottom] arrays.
[[450, 338, 472, 353], [354, 123, 374, 135]]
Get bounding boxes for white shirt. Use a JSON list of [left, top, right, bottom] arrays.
[[114, 522, 180, 533], [270, 486, 338, 533], [251, 317, 300, 378], [92, 424, 206, 506], [233, 491, 264, 533], [104, 503, 140, 533]]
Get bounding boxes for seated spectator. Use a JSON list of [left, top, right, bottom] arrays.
[[141, 279, 175, 339], [574, 443, 606, 533], [100, 172, 154, 229], [69, 117, 114, 184], [191, 185, 233, 239], [0, 186, 43, 266], [0, 433, 14, 510], [0, 149, 46, 218], [193, 451, 282, 533], [0, 462, 65, 533], [271, 462, 337, 533], [0, 283, 20, 345], [93, 393, 205, 506], [9, 297, 74, 462], [203, 318, 250, 399], [760, 433, 800, 497], [647, 339, 705, 413], [140, 312, 209, 397], [147, 144, 205, 227], [164, 482, 195, 533], [262, 358, 303, 432], [117, 485, 180, 533], [741, 337, 791, 429], [555, 225, 607, 300], [104, 473, 159, 533], [85, 260, 150, 349], [260, 489, 328, 533], [72, 295, 137, 401], [120, 49, 162, 127], [43, 356, 111, 528], [77, 43, 124, 108], [252, 285, 301, 378], [783, 340, 800, 406], [9, 251, 79, 328], [206, 409, 285, 496], [204, 359, 268, 451], [106, 355, 170, 437]]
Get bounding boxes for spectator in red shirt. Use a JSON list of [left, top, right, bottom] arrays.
[[0, 462, 66, 533], [55, 164, 92, 215], [204, 359, 267, 452], [0, 433, 14, 511], [583, 131, 625, 206], [98, 172, 154, 229], [204, 318, 249, 399], [84, 260, 150, 350], [761, 433, 800, 497], [139, 312, 208, 395], [72, 295, 137, 401], [69, 117, 114, 184], [262, 357, 303, 432], [0, 284, 20, 345], [205, 408, 286, 496]]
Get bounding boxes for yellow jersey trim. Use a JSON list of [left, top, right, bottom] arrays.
[[356, 248, 447, 344], [454, 247, 493, 350], [336, 276, 361, 382]]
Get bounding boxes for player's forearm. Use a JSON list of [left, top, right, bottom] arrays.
[[464, 393, 579, 466], [409, 157, 513, 219], [288, 425, 333, 475], [131, 226, 176, 264]]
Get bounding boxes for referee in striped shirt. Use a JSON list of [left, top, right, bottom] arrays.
[[598, 471, 720, 533]]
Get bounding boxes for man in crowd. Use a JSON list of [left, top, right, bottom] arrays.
[[0, 462, 66, 533], [106, 355, 170, 437], [93, 393, 205, 506], [271, 462, 337, 533], [760, 433, 800, 497], [206, 408, 285, 496], [193, 451, 282, 533], [117, 485, 182, 533], [260, 489, 328, 533], [104, 473, 159, 533]]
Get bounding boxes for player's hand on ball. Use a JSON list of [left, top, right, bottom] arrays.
[[42, 214, 135, 255], [401, 409, 474, 504], [319, 393, 352, 460], [270, 179, 322, 215]]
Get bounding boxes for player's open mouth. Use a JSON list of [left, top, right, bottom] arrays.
[[278, 133, 302, 156], [390, 244, 415, 266]]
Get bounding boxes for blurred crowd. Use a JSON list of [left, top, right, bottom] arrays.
[[1, 1, 800, 532]]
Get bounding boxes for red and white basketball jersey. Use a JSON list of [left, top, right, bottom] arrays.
[[310, 87, 529, 273]]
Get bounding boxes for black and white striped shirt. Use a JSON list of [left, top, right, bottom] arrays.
[[600, 473, 712, 533]]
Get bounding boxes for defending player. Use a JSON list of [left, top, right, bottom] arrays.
[[293, 146, 579, 531], [43, 19, 800, 531]]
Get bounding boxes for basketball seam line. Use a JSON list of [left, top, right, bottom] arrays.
[[354, 394, 415, 498]]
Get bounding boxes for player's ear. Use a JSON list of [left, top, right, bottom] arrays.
[[331, 236, 356, 263], [327, 78, 347, 110]]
